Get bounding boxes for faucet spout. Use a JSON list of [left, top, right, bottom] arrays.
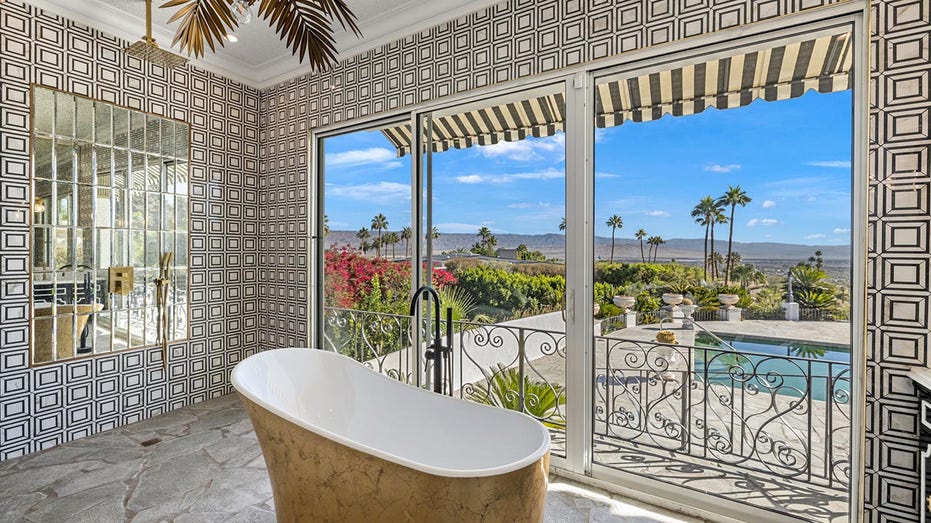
[[409, 285, 452, 395]]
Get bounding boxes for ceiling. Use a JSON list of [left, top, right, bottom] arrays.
[[26, 0, 502, 88]]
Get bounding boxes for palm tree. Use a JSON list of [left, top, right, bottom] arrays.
[[709, 206, 727, 279], [690, 197, 716, 279], [717, 186, 752, 285], [559, 217, 566, 232], [383, 232, 400, 258], [606, 214, 623, 263], [355, 227, 370, 253], [401, 227, 412, 257], [635, 228, 647, 262], [322, 214, 330, 237], [371, 213, 388, 257], [653, 236, 665, 262]]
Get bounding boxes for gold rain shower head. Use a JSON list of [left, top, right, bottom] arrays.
[[124, 0, 188, 68]]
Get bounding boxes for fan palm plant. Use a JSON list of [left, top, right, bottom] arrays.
[[467, 363, 565, 428], [371, 213, 388, 257], [635, 228, 647, 262]]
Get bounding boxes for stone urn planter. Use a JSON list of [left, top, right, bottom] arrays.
[[612, 295, 636, 311], [661, 293, 684, 306], [717, 294, 740, 309], [654, 330, 680, 381]]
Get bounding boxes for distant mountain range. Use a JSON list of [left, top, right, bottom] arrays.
[[326, 230, 850, 262]]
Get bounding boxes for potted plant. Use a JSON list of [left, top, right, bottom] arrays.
[[656, 330, 678, 344], [718, 293, 740, 309], [612, 295, 636, 311]]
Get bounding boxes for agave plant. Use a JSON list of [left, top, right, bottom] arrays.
[[161, 0, 361, 70], [467, 363, 565, 428], [796, 289, 837, 309]]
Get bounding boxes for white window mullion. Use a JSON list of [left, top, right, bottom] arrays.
[[564, 71, 595, 475]]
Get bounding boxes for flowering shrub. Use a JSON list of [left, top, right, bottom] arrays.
[[324, 248, 458, 310]]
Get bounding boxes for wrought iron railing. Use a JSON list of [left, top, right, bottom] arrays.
[[593, 336, 850, 490], [323, 306, 849, 490]]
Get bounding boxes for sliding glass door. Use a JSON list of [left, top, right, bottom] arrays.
[[312, 16, 864, 522], [588, 25, 857, 521]]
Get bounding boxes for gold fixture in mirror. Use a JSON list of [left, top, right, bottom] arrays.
[[30, 86, 190, 366]]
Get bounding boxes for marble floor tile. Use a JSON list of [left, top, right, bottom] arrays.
[[0, 394, 701, 523]]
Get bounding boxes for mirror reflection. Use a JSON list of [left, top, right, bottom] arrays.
[[31, 86, 189, 364]]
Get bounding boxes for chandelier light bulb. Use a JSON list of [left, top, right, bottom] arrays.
[[232, 0, 253, 24]]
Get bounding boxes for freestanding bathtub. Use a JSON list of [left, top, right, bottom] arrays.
[[231, 348, 550, 522]]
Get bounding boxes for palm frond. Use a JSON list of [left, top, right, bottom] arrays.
[[257, 0, 360, 70], [161, 0, 237, 58]]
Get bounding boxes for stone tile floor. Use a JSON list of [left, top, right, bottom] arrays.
[[0, 394, 700, 523]]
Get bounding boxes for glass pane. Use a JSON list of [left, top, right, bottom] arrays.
[[146, 230, 159, 267], [174, 161, 188, 195], [113, 188, 128, 229], [175, 195, 188, 231], [33, 226, 53, 269], [590, 31, 854, 520], [95, 146, 113, 188], [55, 91, 74, 137], [174, 123, 188, 159], [111, 229, 128, 266], [34, 180, 53, 226], [146, 192, 161, 231], [113, 150, 129, 188], [131, 152, 145, 190], [130, 111, 145, 150], [55, 141, 74, 181], [33, 87, 55, 135], [76, 144, 94, 185], [75, 97, 94, 142], [53, 227, 73, 271], [96, 229, 112, 269], [96, 188, 113, 228], [162, 194, 175, 230], [55, 182, 73, 226], [130, 230, 145, 267], [95, 102, 112, 145], [147, 155, 161, 192], [33, 136, 54, 179], [76, 184, 94, 229], [146, 115, 160, 154], [130, 190, 145, 229], [113, 106, 129, 148]]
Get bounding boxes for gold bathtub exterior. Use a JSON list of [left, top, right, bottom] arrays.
[[240, 395, 549, 523]]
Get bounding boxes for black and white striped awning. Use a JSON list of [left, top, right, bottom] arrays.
[[381, 32, 852, 157], [596, 32, 852, 127], [382, 92, 565, 157]]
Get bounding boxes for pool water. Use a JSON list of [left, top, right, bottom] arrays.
[[693, 332, 850, 401]]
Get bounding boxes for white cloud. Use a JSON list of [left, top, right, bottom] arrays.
[[326, 147, 400, 169], [507, 201, 552, 210], [833, 228, 851, 234], [746, 218, 778, 227], [595, 128, 609, 144], [762, 200, 776, 209], [478, 133, 565, 162], [328, 181, 410, 203], [455, 174, 484, 184], [807, 160, 851, 168], [704, 163, 741, 173], [805, 233, 827, 240], [595, 171, 619, 179], [644, 210, 670, 217], [454, 169, 564, 184]]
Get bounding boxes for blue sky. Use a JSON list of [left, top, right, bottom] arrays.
[[323, 89, 852, 245]]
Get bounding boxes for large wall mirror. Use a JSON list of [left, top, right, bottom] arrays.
[[30, 86, 190, 365]]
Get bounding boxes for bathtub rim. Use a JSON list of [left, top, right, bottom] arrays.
[[231, 347, 552, 478]]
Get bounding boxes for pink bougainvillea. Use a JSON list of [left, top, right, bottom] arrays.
[[324, 248, 457, 309]]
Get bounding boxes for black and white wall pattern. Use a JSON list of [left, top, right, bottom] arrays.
[[0, 1, 260, 458]]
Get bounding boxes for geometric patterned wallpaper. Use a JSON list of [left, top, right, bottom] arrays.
[[2, 0, 929, 520], [0, 1, 259, 459]]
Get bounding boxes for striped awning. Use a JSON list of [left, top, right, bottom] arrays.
[[382, 92, 565, 157], [381, 32, 852, 157], [596, 32, 853, 127]]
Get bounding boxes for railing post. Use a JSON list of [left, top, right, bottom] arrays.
[[518, 327, 526, 413]]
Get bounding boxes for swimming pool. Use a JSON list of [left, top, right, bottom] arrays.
[[693, 332, 850, 401]]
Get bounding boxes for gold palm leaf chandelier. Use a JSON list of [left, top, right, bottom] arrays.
[[160, 0, 361, 71]]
